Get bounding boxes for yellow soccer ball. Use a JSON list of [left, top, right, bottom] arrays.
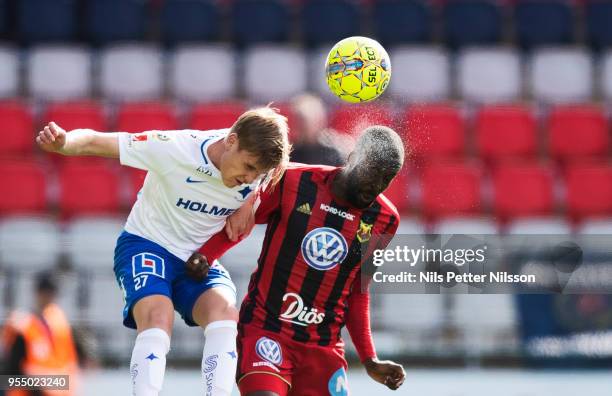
[[325, 36, 391, 103]]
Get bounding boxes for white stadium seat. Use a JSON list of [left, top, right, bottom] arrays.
[[506, 217, 572, 235], [529, 47, 593, 103], [170, 45, 236, 102], [388, 46, 450, 102], [0, 217, 61, 271], [28, 45, 92, 100], [577, 218, 612, 235], [0, 46, 19, 99], [244, 45, 307, 102], [601, 50, 612, 102], [457, 47, 522, 103], [99, 44, 163, 101], [432, 216, 499, 234], [64, 217, 124, 271]]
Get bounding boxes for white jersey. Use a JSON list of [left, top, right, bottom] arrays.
[[117, 129, 257, 261]]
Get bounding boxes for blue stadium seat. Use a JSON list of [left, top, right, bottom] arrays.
[[86, 0, 147, 44], [0, 0, 6, 37], [17, 0, 77, 43], [515, 0, 573, 48], [443, 0, 502, 48], [301, 0, 360, 46], [373, 0, 432, 45], [232, 0, 289, 45], [160, 0, 220, 45], [586, 1, 612, 49]]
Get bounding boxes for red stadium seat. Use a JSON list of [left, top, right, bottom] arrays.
[[330, 103, 393, 136], [382, 169, 409, 213], [402, 104, 465, 160], [0, 101, 34, 155], [476, 105, 537, 162], [43, 101, 106, 131], [548, 105, 609, 161], [59, 163, 121, 216], [126, 167, 147, 202], [189, 102, 245, 131], [421, 162, 482, 218], [493, 163, 554, 220], [0, 159, 46, 214], [116, 102, 179, 133], [565, 163, 612, 219]]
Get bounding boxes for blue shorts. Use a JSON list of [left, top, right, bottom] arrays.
[[113, 231, 236, 329]]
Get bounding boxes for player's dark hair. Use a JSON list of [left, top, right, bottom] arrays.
[[231, 106, 292, 186], [35, 271, 58, 295], [357, 125, 405, 174]]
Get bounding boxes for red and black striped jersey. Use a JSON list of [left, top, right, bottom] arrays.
[[202, 163, 399, 347]]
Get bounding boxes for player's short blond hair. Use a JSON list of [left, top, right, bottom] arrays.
[[230, 106, 291, 186]]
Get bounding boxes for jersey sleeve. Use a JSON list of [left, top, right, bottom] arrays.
[[198, 180, 283, 262], [117, 130, 183, 174]]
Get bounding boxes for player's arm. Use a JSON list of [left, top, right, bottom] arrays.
[[346, 218, 405, 391], [186, 180, 283, 281], [36, 122, 120, 158]]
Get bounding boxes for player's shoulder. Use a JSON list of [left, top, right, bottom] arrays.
[[376, 193, 400, 221], [171, 128, 229, 141]]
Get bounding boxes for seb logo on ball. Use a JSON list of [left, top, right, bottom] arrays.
[[279, 292, 325, 326]]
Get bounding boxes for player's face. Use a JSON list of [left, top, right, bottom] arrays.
[[219, 134, 266, 187], [344, 161, 397, 208]]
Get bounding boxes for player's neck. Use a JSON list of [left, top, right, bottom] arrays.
[[207, 139, 223, 169], [330, 169, 350, 203]]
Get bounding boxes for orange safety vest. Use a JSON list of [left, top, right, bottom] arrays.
[[2, 304, 79, 396]]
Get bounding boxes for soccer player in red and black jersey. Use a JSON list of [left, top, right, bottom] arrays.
[[191, 126, 406, 396]]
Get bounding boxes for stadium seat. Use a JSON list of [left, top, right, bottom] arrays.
[[28, 46, 91, 100], [515, 0, 573, 48], [0, 101, 34, 155], [59, 163, 121, 217], [493, 163, 554, 220], [529, 48, 593, 103], [43, 101, 106, 132], [16, 0, 77, 43], [0, 218, 61, 270], [388, 46, 450, 102], [505, 216, 572, 234], [87, 276, 126, 325], [577, 218, 612, 235], [372, 0, 432, 46], [116, 102, 179, 133], [421, 163, 482, 219], [65, 217, 125, 270], [189, 102, 245, 131], [301, 0, 360, 46], [0, 46, 18, 99], [402, 105, 465, 160], [329, 103, 393, 135], [432, 216, 498, 234], [548, 105, 609, 161], [457, 48, 522, 103], [169, 45, 236, 102], [85, 0, 147, 44], [452, 294, 516, 346], [232, 0, 289, 45], [99, 45, 163, 101], [600, 50, 612, 103], [565, 163, 612, 219], [443, 0, 502, 48], [475, 105, 537, 162], [160, 0, 220, 45], [309, 46, 342, 100], [126, 168, 147, 202], [396, 217, 426, 235], [379, 294, 444, 335], [244, 45, 307, 102], [0, 159, 46, 215], [586, 1, 612, 49]]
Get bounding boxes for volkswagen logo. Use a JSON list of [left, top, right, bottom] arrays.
[[301, 227, 348, 271], [255, 337, 282, 365]]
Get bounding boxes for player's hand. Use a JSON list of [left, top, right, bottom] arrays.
[[185, 252, 210, 282], [36, 122, 67, 153], [364, 357, 406, 390], [225, 194, 256, 241]]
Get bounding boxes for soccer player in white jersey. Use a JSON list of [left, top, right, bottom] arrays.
[[35, 107, 290, 396]]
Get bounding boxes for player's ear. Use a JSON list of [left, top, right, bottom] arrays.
[[225, 133, 239, 150]]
